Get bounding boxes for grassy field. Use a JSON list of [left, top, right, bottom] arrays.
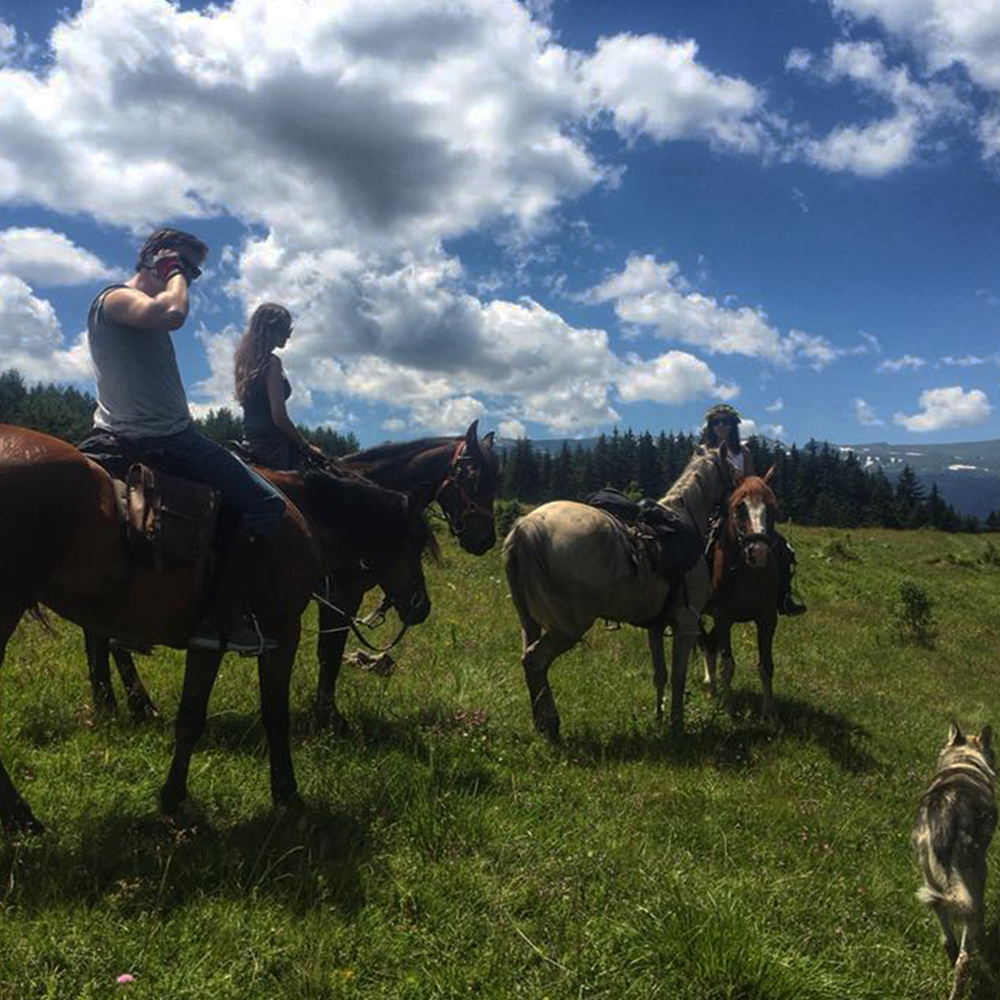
[[1, 524, 1000, 999]]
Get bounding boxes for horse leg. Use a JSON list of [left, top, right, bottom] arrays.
[[756, 613, 778, 723], [258, 625, 301, 808], [84, 630, 118, 717], [647, 626, 667, 723], [700, 622, 718, 696], [522, 629, 575, 742], [717, 619, 736, 710], [112, 646, 159, 721], [669, 606, 700, 734], [314, 588, 361, 733], [159, 648, 223, 815], [0, 607, 43, 833]]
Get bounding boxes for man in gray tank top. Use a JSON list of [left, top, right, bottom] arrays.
[[87, 228, 288, 653]]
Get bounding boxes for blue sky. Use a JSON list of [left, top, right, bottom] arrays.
[[1, 0, 999, 446]]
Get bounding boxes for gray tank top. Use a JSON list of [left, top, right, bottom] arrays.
[[88, 284, 192, 439]]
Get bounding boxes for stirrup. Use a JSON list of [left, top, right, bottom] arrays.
[[189, 614, 278, 655]]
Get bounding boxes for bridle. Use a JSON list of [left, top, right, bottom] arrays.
[[434, 439, 494, 540], [728, 493, 776, 565]]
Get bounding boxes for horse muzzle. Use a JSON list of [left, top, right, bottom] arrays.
[[741, 533, 772, 569], [399, 588, 431, 626]]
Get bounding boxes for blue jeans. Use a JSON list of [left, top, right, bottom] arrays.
[[126, 424, 286, 537]]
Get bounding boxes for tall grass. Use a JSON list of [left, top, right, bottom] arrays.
[[1, 525, 999, 998]]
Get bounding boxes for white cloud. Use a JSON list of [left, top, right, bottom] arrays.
[[893, 385, 992, 432], [585, 254, 840, 368], [498, 418, 527, 438], [878, 353, 926, 372], [854, 397, 884, 426], [581, 33, 773, 155], [765, 397, 784, 412], [616, 350, 739, 404], [787, 40, 964, 176], [941, 354, 986, 366], [0, 227, 116, 286], [0, 274, 92, 382], [760, 422, 786, 439]]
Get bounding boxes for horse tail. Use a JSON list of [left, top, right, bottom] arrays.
[[502, 516, 552, 629]]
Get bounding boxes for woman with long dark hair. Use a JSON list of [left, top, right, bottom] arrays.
[[234, 303, 323, 470]]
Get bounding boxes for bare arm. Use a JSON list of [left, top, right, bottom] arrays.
[[103, 275, 189, 333], [266, 356, 311, 453]]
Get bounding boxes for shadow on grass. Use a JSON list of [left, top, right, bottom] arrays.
[[559, 691, 876, 774], [0, 798, 369, 917]]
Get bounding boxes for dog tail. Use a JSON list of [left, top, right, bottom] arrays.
[[916, 880, 975, 918]]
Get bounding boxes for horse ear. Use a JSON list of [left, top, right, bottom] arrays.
[[464, 420, 482, 461], [763, 465, 776, 485], [949, 721, 965, 745], [482, 430, 495, 450]]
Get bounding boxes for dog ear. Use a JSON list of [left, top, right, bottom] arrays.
[[980, 724, 993, 751], [949, 721, 966, 745]]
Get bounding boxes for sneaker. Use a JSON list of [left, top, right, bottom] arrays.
[[189, 615, 278, 655]]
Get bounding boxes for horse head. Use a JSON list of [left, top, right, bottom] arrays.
[[302, 471, 434, 626], [436, 420, 499, 556], [727, 469, 778, 571]]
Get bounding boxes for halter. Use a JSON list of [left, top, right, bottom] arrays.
[[434, 439, 494, 539]]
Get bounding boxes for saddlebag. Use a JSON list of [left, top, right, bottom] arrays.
[[126, 463, 220, 575]]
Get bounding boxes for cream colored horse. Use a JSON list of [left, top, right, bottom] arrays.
[[502, 445, 730, 739]]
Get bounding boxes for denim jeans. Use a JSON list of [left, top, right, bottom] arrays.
[[125, 424, 286, 537]]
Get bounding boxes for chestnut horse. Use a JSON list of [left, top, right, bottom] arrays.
[[700, 470, 780, 722], [86, 420, 498, 729], [0, 424, 432, 832]]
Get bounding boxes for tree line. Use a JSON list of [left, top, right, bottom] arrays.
[[499, 428, 995, 533], [0, 368, 359, 456], [2, 368, 996, 531]]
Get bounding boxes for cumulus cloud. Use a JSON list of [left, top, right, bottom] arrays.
[[585, 254, 840, 368], [878, 354, 926, 372], [0, 227, 116, 286], [941, 354, 986, 366], [787, 40, 964, 176], [581, 33, 774, 155], [616, 350, 739, 404], [765, 397, 784, 412], [854, 397, 884, 426], [0, 274, 92, 382], [893, 385, 992, 432]]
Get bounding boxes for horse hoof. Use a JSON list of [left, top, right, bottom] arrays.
[[2, 806, 44, 836], [159, 786, 186, 816], [127, 699, 160, 722]]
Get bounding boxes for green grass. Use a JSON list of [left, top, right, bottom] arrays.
[[2, 525, 1000, 998]]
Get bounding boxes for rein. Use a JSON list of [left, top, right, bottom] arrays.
[[311, 587, 411, 654]]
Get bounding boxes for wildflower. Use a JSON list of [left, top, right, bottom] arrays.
[[117, 973, 136, 985]]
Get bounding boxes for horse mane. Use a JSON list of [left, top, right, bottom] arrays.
[[657, 447, 726, 533], [343, 437, 458, 465], [302, 470, 438, 560]]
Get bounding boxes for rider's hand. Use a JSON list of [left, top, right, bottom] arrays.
[[149, 249, 186, 283]]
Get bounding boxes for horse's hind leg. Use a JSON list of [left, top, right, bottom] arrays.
[[700, 623, 718, 696], [160, 648, 223, 815], [85, 630, 117, 716], [669, 607, 701, 734], [111, 646, 159, 721], [522, 629, 575, 742], [647, 626, 667, 723], [0, 607, 43, 833]]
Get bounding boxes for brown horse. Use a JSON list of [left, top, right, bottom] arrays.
[[0, 424, 432, 832], [700, 470, 780, 722], [86, 420, 498, 729]]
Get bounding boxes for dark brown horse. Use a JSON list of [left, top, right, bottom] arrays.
[[700, 470, 781, 722], [0, 424, 432, 832], [88, 420, 499, 730]]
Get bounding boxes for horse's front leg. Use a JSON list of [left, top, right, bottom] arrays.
[[700, 621, 718, 696], [669, 607, 700, 734], [84, 630, 117, 716], [315, 584, 363, 732], [160, 648, 223, 815], [258, 623, 301, 808], [717, 618, 736, 709], [756, 612, 778, 723], [647, 626, 666, 723], [112, 646, 159, 721]]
